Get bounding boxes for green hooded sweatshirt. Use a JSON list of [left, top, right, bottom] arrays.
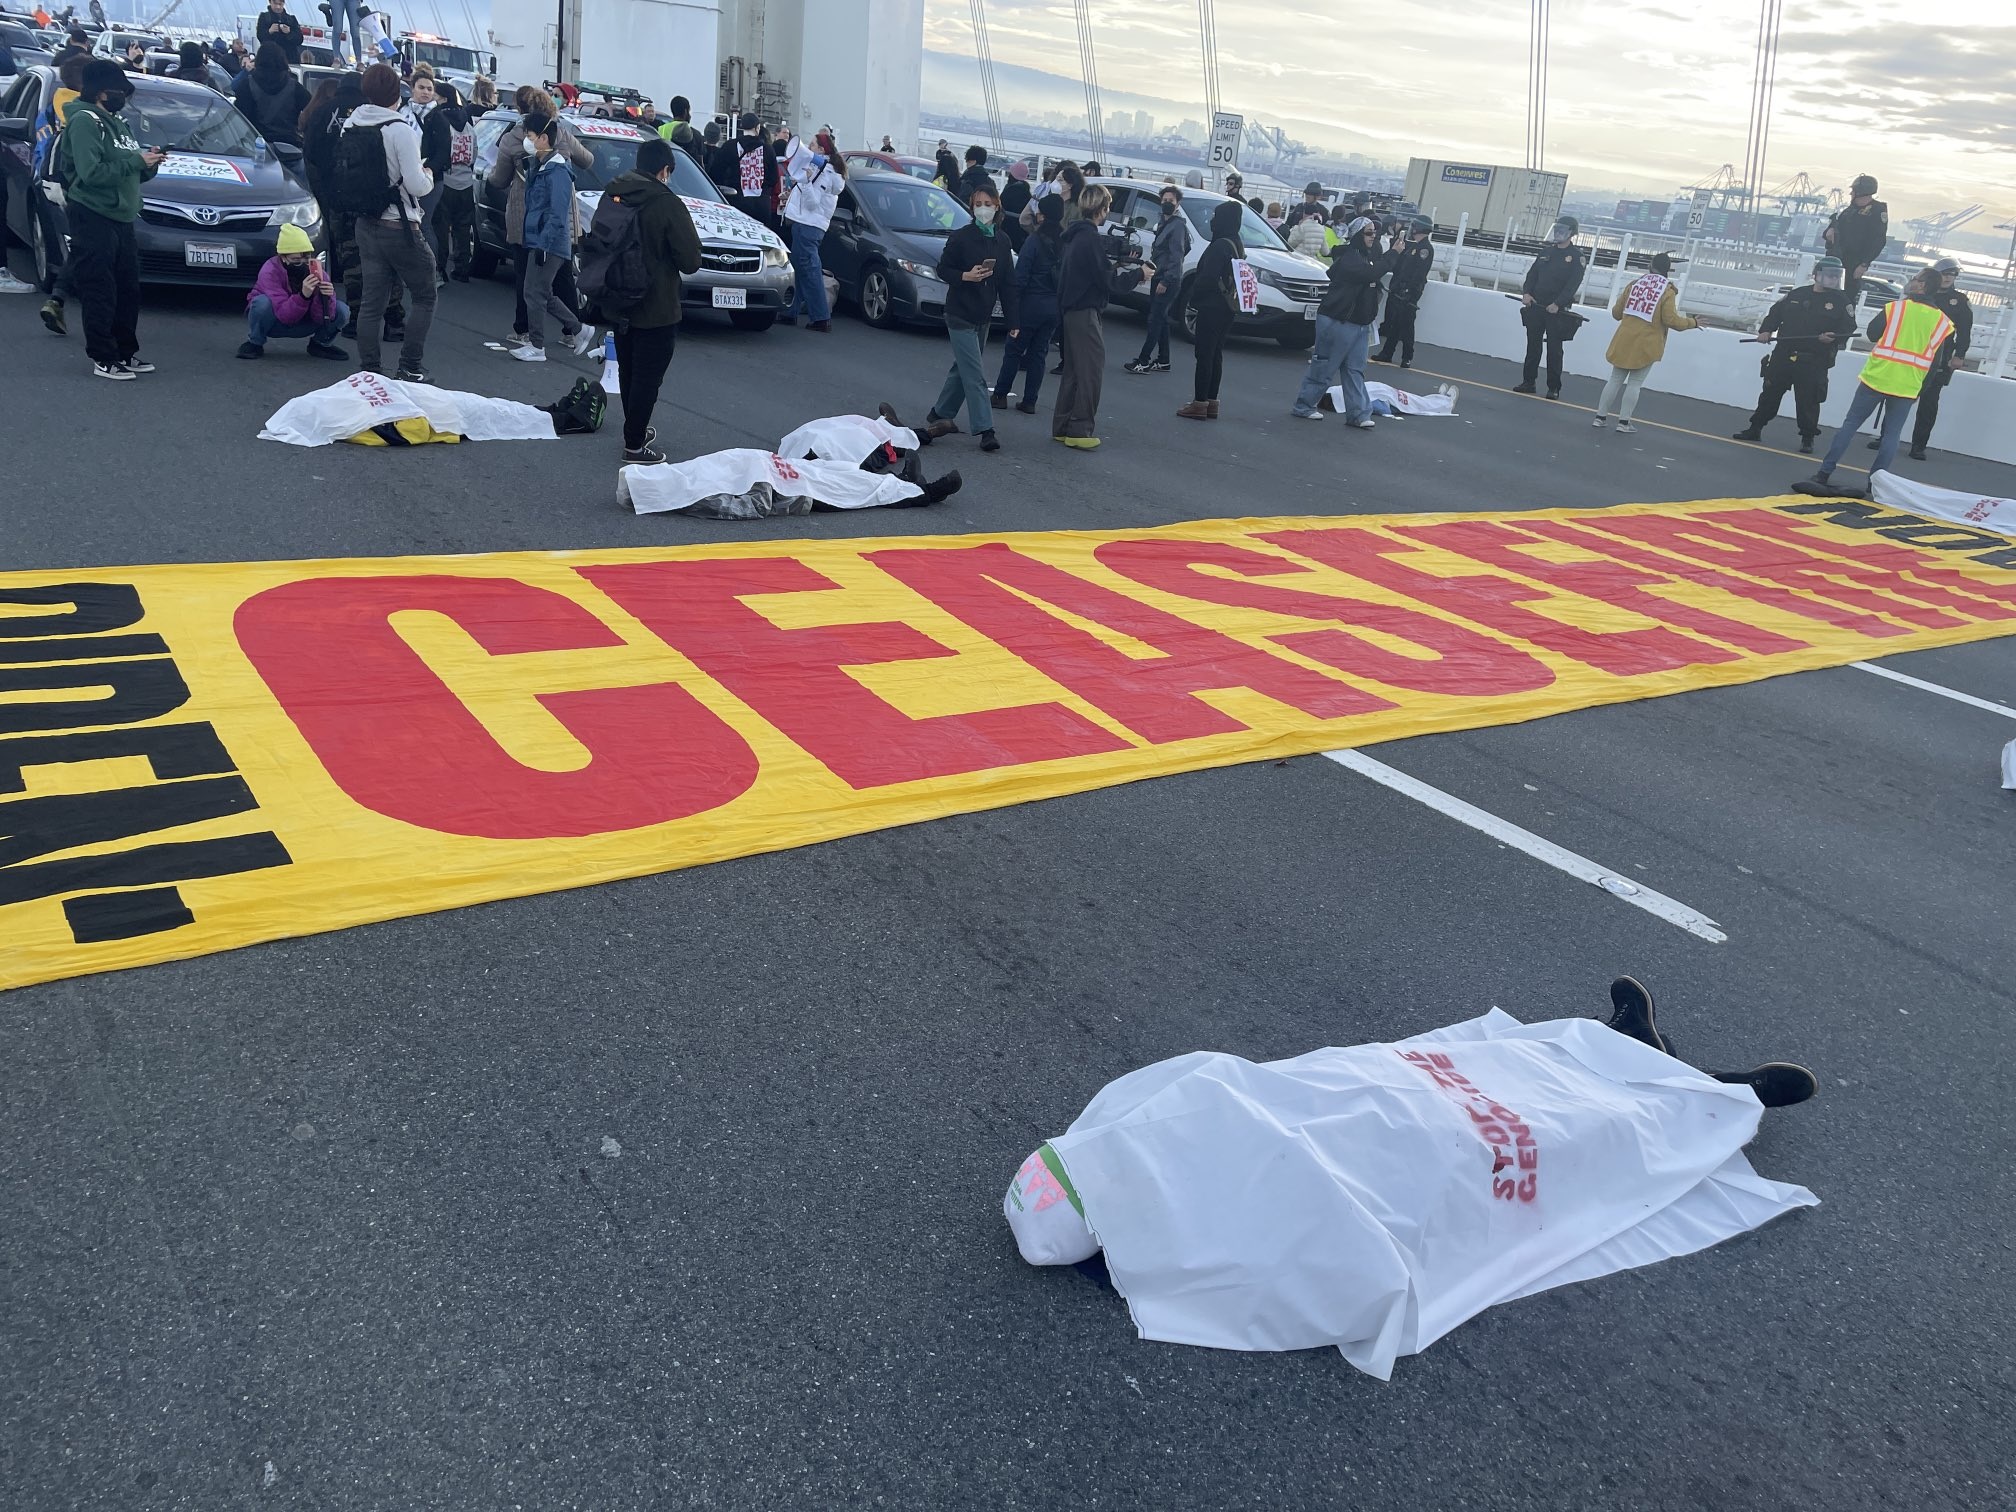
[[61, 99, 159, 222]]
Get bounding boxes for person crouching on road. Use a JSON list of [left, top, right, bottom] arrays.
[[1291, 216, 1396, 426], [1178, 197, 1245, 420], [345, 62, 435, 383], [508, 112, 584, 363], [1051, 183, 1145, 450], [1805, 269, 1956, 489], [1515, 217, 1587, 398], [993, 192, 1062, 414], [239, 223, 348, 359], [779, 128, 844, 332], [922, 179, 1018, 452], [605, 137, 703, 465], [1591, 251, 1696, 433], [59, 59, 164, 380]]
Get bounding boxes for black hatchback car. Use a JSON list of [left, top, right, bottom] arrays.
[[820, 168, 972, 328], [0, 67, 320, 288]]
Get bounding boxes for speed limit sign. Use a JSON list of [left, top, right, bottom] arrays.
[[1209, 112, 1243, 169]]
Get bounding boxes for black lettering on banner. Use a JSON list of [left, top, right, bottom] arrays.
[[1777, 501, 2016, 568], [0, 832, 293, 911], [0, 634, 171, 665], [0, 583, 147, 638], [0, 776, 261, 868], [0, 659, 191, 735], [64, 888, 198, 944], [0, 723, 238, 796]]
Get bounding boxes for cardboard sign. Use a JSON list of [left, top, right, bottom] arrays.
[[4, 497, 2015, 991], [155, 154, 249, 183]]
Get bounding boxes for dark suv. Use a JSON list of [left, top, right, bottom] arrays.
[[0, 67, 320, 287]]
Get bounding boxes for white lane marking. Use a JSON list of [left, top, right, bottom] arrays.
[[1850, 662, 2016, 721], [1323, 749, 1728, 944]]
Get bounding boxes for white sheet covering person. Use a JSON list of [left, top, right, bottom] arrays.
[[1006, 985, 1817, 1380], [1326, 379, 1460, 418], [1869, 470, 2016, 540], [259, 372, 563, 445]]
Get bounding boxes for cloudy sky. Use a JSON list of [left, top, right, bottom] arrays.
[[922, 0, 2016, 223]]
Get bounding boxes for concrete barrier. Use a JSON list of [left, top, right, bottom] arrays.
[[1410, 280, 2016, 467]]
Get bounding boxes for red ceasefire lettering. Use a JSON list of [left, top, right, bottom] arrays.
[[581, 557, 1126, 789], [1398, 1050, 1539, 1203], [1516, 519, 1913, 639], [1711, 509, 2016, 621], [1263, 525, 1736, 676], [1396, 519, 1810, 655], [1576, 514, 1971, 631], [868, 542, 1394, 744], [1093, 538, 1555, 695], [234, 575, 757, 839]]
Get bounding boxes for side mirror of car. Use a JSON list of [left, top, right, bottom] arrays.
[[270, 140, 303, 164], [0, 116, 30, 143]]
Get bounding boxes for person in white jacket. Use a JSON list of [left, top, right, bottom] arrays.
[[779, 128, 845, 332], [344, 64, 435, 381]]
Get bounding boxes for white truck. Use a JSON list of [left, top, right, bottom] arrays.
[[486, 0, 720, 112], [393, 31, 498, 96]]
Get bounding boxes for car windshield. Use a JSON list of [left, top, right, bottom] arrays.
[[1181, 195, 1287, 252], [564, 127, 723, 201], [123, 82, 266, 156], [108, 32, 164, 51], [0, 22, 36, 46], [854, 175, 970, 233], [408, 40, 476, 72]]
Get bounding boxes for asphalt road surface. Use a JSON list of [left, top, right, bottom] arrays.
[[3, 268, 2013, 1512]]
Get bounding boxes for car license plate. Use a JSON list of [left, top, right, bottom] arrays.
[[185, 241, 237, 269], [1302, 302, 1319, 320], [712, 287, 747, 309]]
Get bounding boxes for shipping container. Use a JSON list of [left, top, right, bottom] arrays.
[[1403, 159, 1566, 238]]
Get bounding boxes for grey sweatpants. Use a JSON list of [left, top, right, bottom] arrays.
[[523, 250, 581, 350]]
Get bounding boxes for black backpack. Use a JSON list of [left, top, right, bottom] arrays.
[[577, 190, 651, 320], [330, 120, 400, 218], [540, 378, 607, 436]]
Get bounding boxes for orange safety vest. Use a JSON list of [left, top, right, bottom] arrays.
[[1860, 298, 1955, 400]]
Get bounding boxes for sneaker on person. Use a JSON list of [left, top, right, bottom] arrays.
[[1615, 421, 1636, 434], [92, 361, 136, 381], [570, 325, 598, 357], [40, 297, 66, 335], [1592, 415, 1608, 428], [1147, 359, 1170, 372], [623, 444, 666, 464], [307, 340, 348, 360], [121, 358, 156, 374], [1293, 408, 1324, 421], [0, 269, 36, 294], [1349, 417, 1374, 429], [395, 366, 430, 384], [1123, 359, 1153, 375], [1059, 435, 1100, 449], [237, 341, 264, 359], [510, 343, 547, 363]]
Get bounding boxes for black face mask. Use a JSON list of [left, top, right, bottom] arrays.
[[283, 260, 309, 288], [100, 91, 128, 113]]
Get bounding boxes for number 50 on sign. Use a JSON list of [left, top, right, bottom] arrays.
[[1209, 112, 1243, 168]]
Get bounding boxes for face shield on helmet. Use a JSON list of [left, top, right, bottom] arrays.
[[1812, 259, 1843, 291], [1548, 219, 1576, 245]]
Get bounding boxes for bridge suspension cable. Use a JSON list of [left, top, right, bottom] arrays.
[[1073, 0, 1104, 162], [967, 0, 1005, 152]]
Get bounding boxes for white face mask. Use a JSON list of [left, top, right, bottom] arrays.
[[973, 204, 997, 226]]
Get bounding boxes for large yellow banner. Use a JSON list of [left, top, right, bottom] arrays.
[[5, 495, 2013, 991]]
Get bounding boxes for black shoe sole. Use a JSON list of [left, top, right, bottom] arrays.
[[1714, 1062, 1818, 1108], [1605, 975, 1667, 1054]]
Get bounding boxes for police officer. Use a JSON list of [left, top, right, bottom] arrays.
[[1514, 216, 1586, 398], [1732, 256, 1857, 454], [1371, 216, 1435, 367], [1823, 174, 1888, 303], [1282, 180, 1327, 233], [1904, 255, 1972, 459]]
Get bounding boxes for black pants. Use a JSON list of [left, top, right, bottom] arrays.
[[1911, 370, 1951, 451], [1520, 307, 1565, 390], [65, 203, 140, 367], [1374, 298, 1417, 363], [1748, 349, 1829, 440], [331, 207, 404, 328], [1193, 301, 1233, 402], [615, 321, 677, 450]]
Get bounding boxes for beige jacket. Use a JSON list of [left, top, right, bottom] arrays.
[[488, 121, 593, 245], [1606, 278, 1698, 369]]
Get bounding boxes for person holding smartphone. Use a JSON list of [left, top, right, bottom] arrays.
[[921, 180, 1019, 453]]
